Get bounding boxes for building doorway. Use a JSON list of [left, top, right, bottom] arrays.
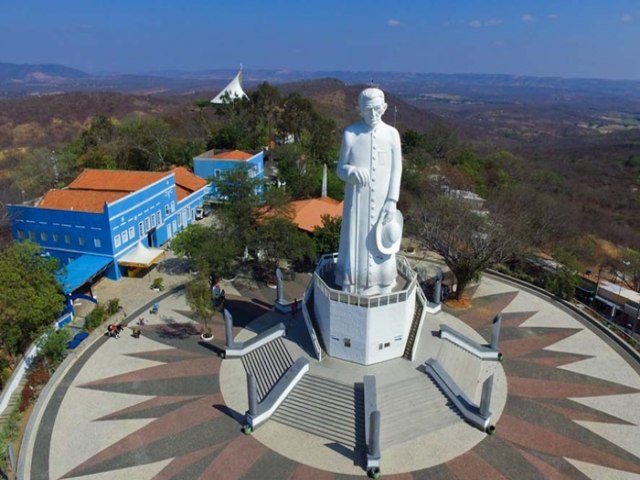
[[147, 227, 157, 247]]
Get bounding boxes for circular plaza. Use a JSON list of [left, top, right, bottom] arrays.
[[17, 271, 640, 480]]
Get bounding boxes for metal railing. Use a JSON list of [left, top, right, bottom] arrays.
[[313, 254, 417, 310], [302, 278, 323, 360]]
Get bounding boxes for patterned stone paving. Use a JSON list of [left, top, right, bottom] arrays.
[[23, 275, 640, 479]]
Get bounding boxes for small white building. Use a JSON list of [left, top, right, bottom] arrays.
[[210, 69, 248, 104]]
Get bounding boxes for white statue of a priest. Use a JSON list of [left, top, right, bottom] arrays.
[[335, 87, 403, 295]]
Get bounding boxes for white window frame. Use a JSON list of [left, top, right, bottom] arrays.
[[128, 226, 135, 239], [156, 211, 162, 225], [64, 234, 71, 244], [144, 217, 151, 232], [114, 234, 121, 248], [121, 229, 128, 243], [53, 232, 59, 242], [139, 222, 144, 237], [40, 232, 48, 241], [78, 236, 85, 246], [94, 238, 102, 248]]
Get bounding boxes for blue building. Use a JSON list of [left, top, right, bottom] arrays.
[[8, 167, 208, 293], [193, 149, 264, 198]]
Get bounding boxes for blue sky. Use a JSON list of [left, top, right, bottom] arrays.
[[1, 0, 639, 80]]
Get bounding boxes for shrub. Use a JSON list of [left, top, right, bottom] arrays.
[[0, 366, 11, 390], [19, 384, 34, 412], [36, 326, 72, 364], [151, 277, 165, 291], [543, 267, 579, 300], [0, 406, 20, 470], [106, 298, 120, 316], [0, 355, 11, 389], [84, 305, 107, 331], [27, 367, 50, 386]]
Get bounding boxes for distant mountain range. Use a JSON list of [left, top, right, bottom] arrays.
[[2, 62, 640, 103]]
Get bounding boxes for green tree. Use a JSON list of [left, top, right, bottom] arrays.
[[542, 251, 581, 300], [171, 224, 239, 278], [248, 82, 282, 146], [279, 93, 315, 141], [254, 217, 316, 273], [185, 272, 215, 335], [0, 242, 65, 356], [36, 326, 72, 366], [275, 144, 321, 199], [313, 215, 342, 256], [116, 117, 173, 171], [211, 165, 264, 248], [307, 113, 337, 162]]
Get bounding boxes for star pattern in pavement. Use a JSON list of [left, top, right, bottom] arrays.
[[49, 287, 640, 480]]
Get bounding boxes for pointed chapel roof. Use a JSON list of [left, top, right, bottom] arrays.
[[211, 69, 248, 104]]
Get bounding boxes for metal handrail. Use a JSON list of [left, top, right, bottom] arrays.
[[313, 254, 417, 309]]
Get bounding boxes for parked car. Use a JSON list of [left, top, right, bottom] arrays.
[[195, 206, 211, 220]]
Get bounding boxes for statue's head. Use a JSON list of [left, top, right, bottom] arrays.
[[358, 88, 387, 128]]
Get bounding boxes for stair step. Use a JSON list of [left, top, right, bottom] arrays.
[[272, 374, 363, 448], [291, 383, 355, 402], [277, 399, 359, 424]]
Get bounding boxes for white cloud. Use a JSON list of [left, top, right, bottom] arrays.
[[522, 14, 536, 22], [621, 13, 633, 23], [547, 14, 559, 20], [467, 18, 502, 28], [386, 19, 401, 27]]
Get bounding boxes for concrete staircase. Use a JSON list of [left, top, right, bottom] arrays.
[[241, 337, 294, 401], [272, 375, 365, 450], [436, 340, 483, 403], [0, 377, 27, 428], [403, 295, 425, 360], [378, 377, 461, 448]]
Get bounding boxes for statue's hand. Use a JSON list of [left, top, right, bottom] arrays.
[[348, 167, 370, 186], [382, 200, 397, 224]]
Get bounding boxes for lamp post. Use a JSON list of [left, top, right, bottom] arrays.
[[586, 265, 603, 305]]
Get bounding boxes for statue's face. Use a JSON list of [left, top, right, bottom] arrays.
[[359, 96, 387, 128]]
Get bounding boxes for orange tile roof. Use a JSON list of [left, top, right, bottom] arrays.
[[38, 189, 126, 213], [36, 167, 208, 213], [211, 150, 254, 161], [171, 166, 208, 194], [290, 197, 343, 233], [68, 169, 169, 192], [175, 185, 191, 202]]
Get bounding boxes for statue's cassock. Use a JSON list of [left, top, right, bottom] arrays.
[[335, 89, 402, 295]]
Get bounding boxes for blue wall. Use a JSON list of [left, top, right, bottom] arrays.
[[193, 151, 264, 198], [9, 172, 207, 285]]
